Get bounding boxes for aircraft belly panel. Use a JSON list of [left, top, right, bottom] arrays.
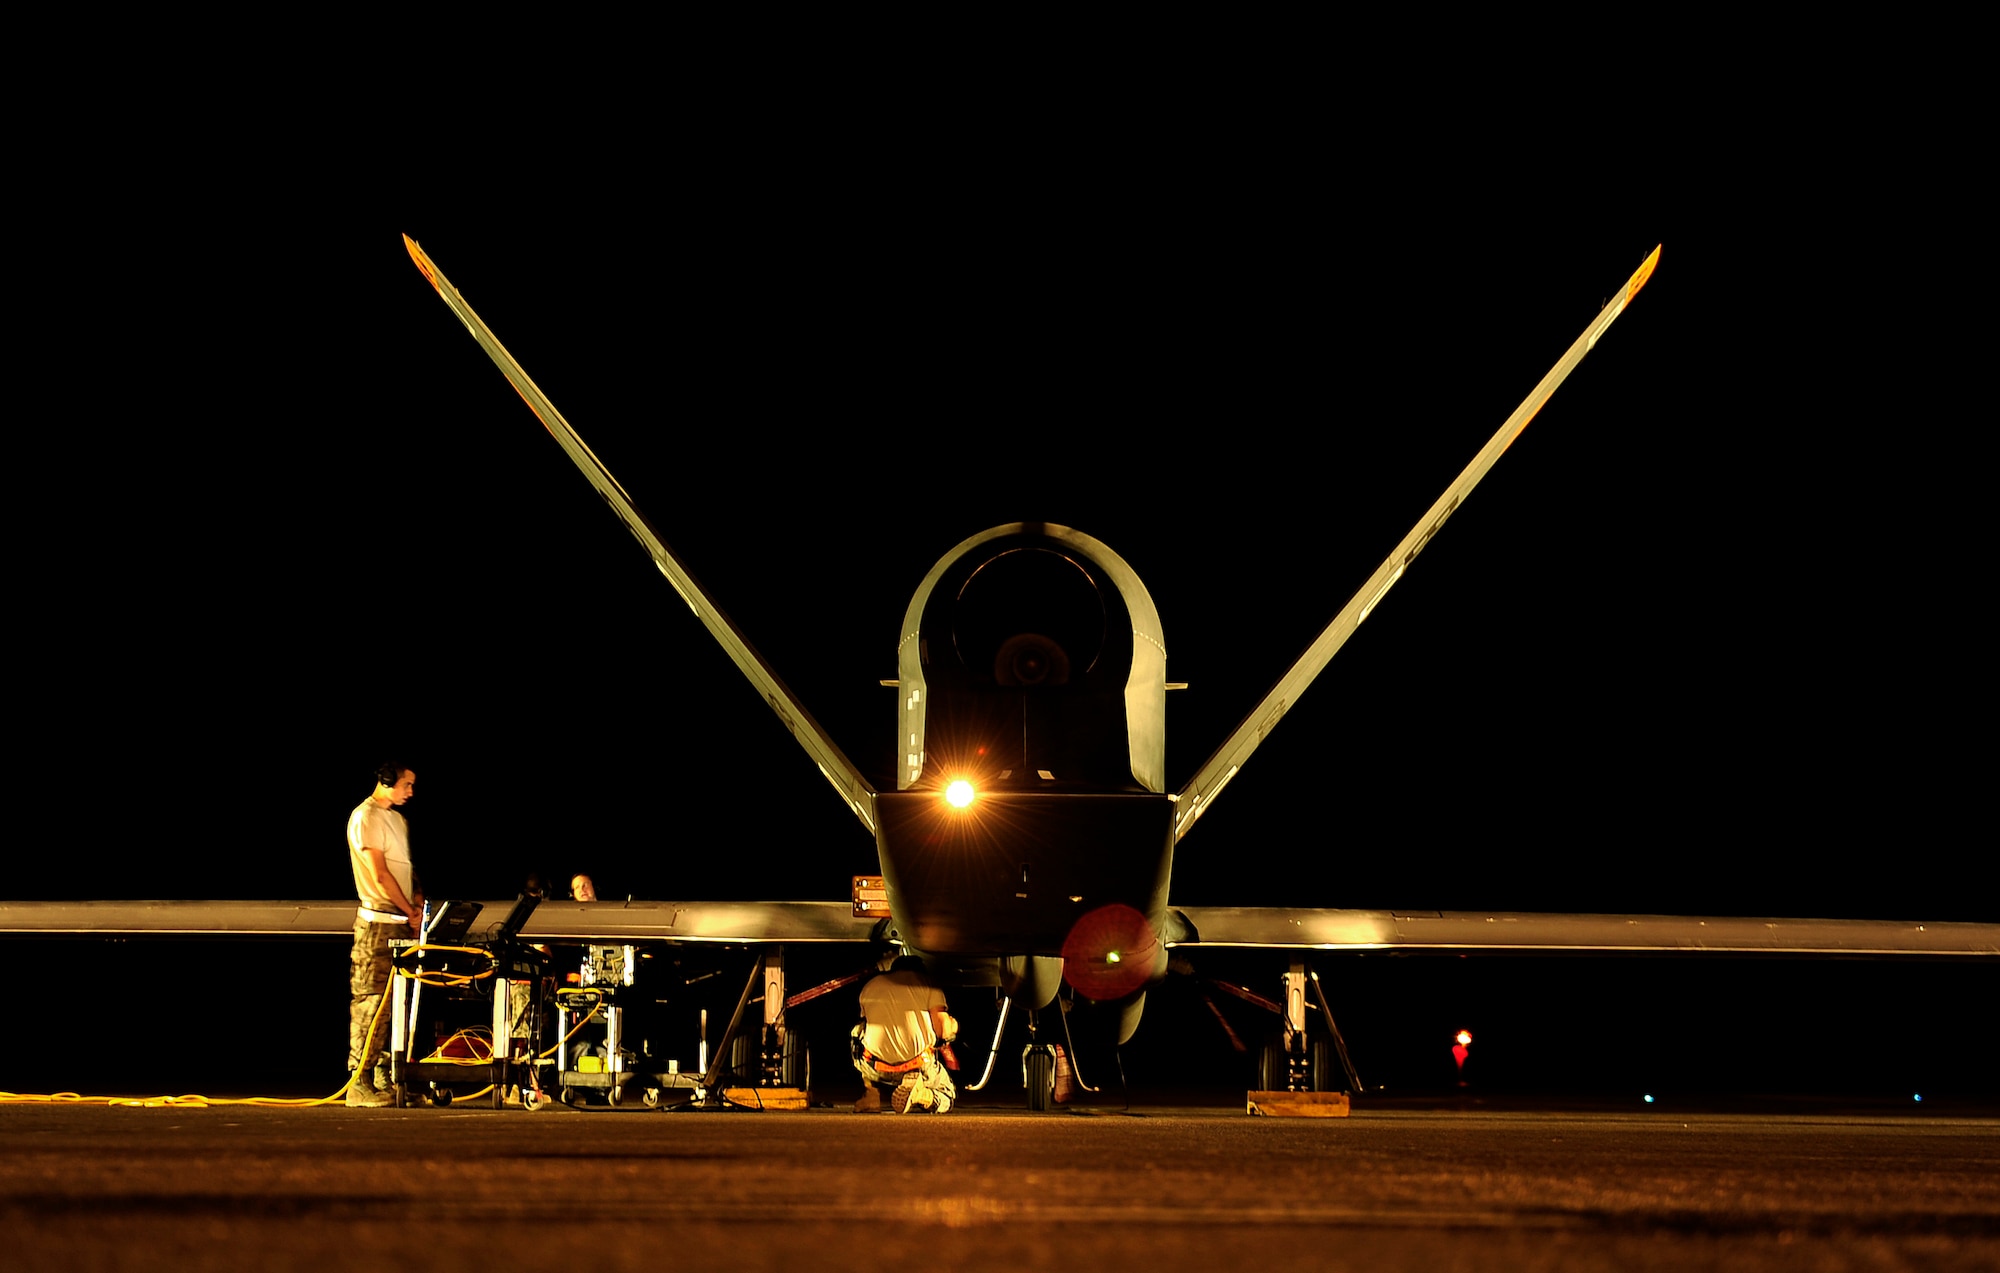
[[874, 791, 1175, 956]]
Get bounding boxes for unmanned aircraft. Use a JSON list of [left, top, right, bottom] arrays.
[[5, 239, 1993, 1110]]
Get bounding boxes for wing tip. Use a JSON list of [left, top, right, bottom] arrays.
[[402, 232, 440, 291], [1627, 243, 1662, 301]]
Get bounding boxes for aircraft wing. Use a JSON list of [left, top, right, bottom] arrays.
[[1173, 246, 1663, 842], [1171, 907, 2000, 956], [0, 899, 875, 944], [9, 900, 1992, 958], [402, 235, 877, 835]]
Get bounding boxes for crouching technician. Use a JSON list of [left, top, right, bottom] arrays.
[[853, 954, 957, 1113]]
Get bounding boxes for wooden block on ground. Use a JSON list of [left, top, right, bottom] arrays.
[[723, 1086, 810, 1111], [1246, 1090, 1350, 1117]]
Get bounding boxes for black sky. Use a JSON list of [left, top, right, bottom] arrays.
[[38, 179, 1979, 924]]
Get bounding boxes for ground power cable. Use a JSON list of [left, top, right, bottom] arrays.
[[0, 945, 587, 1109]]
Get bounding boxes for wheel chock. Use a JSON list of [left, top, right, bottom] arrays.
[[1246, 1090, 1350, 1117]]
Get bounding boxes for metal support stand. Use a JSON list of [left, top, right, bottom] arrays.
[[1281, 959, 1310, 1091], [492, 975, 510, 1071], [760, 945, 786, 1086], [1055, 992, 1101, 1094], [698, 951, 766, 1100], [1306, 963, 1363, 1093], [964, 996, 1012, 1091]]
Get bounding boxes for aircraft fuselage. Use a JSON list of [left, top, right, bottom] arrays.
[[878, 522, 1175, 1000]]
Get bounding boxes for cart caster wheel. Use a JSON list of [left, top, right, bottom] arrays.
[[492, 1083, 507, 1110], [523, 1089, 546, 1112], [432, 1087, 453, 1108], [560, 1086, 577, 1107], [642, 1087, 662, 1109], [607, 1084, 623, 1107]]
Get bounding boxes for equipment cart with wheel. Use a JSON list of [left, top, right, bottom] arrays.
[[551, 945, 692, 1108], [385, 898, 550, 1109]]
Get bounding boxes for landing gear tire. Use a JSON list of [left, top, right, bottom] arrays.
[[1256, 1036, 1280, 1091], [1313, 1038, 1335, 1091], [1024, 1047, 1055, 1112], [1257, 1035, 1337, 1092], [730, 1030, 806, 1087]]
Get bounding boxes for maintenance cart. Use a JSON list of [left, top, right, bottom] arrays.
[[385, 899, 549, 1109], [551, 943, 696, 1107]]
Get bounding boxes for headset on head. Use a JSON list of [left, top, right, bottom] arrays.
[[374, 762, 411, 791]]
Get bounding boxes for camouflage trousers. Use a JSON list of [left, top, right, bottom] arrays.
[[854, 1044, 956, 1114], [348, 918, 404, 1074]]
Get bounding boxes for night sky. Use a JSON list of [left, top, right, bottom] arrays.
[[15, 154, 1990, 1097]]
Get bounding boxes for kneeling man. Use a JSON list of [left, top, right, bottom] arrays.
[[854, 954, 957, 1114]]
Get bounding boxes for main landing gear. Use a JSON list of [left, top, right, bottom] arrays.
[[1256, 958, 1363, 1096]]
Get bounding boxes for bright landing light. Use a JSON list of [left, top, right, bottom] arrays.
[[944, 780, 975, 809]]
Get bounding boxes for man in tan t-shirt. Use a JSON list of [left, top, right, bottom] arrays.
[[345, 763, 422, 1108], [854, 954, 957, 1114]]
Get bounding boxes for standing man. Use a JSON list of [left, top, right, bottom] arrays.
[[853, 954, 958, 1114], [346, 762, 422, 1109]]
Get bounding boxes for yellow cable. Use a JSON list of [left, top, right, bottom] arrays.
[[1, 952, 557, 1108], [420, 1027, 499, 1064], [0, 986, 394, 1108], [542, 1003, 601, 1059], [396, 944, 497, 989]]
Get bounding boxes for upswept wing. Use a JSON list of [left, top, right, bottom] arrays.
[[1173, 246, 1663, 842], [402, 235, 876, 833], [7, 900, 1993, 958]]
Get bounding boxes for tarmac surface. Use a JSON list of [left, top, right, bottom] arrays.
[[4, 1092, 1997, 1272]]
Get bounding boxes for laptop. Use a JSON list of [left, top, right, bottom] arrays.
[[487, 893, 540, 944], [421, 900, 483, 945]]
